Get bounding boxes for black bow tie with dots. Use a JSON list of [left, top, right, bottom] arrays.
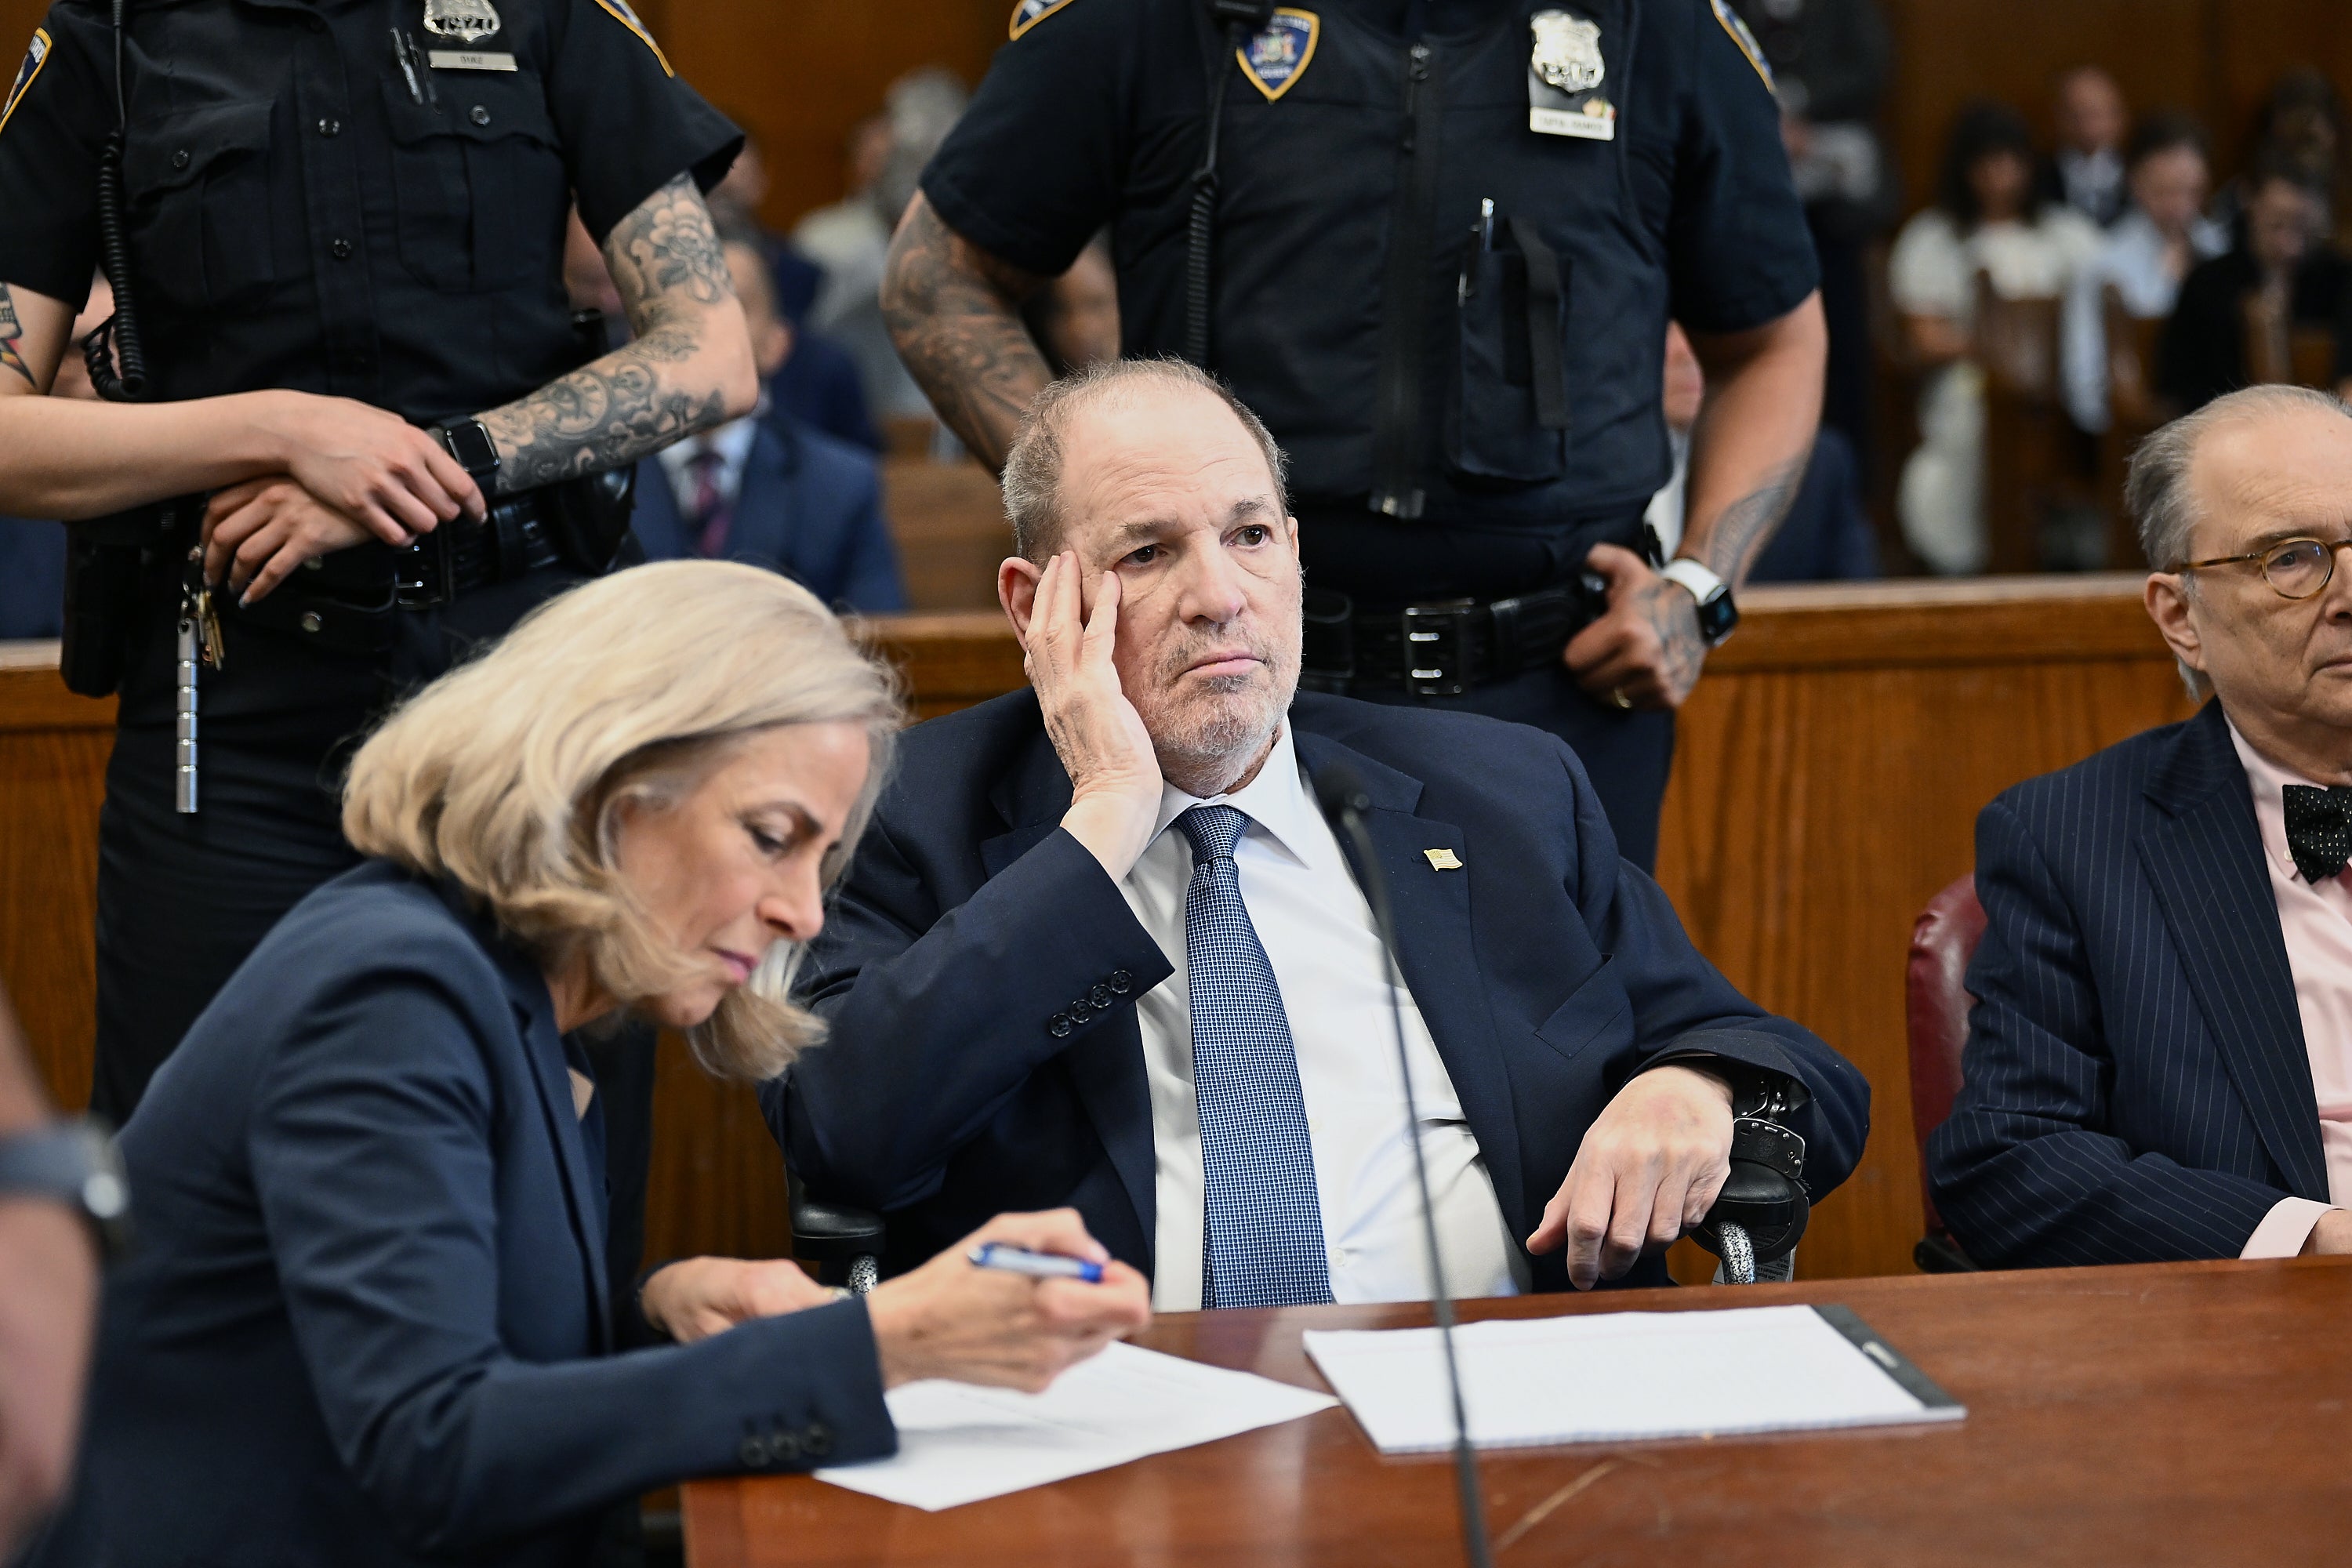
[[2282, 784, 2352, 884]]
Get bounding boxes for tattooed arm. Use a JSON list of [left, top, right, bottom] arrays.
[[881, 194, 1054, 474], [474, 176, 756, 493], [0, 277, 480, 531], [1679, 293, 1829, 586], [1564, 293, 1827, 710]]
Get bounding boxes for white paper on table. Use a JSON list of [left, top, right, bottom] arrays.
[[813, 1339, 1338, 1511], [1304, 1304, 1965, 1454]]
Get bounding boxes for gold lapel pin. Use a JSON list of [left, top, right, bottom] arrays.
[[1423, 848, 1463, 870]]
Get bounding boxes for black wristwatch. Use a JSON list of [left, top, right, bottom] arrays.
[[1659, 559, 1740, 647], [433, 418, 502, 491], [0, 1119, 131, 1260]]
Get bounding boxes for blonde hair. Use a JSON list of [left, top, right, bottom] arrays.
[[343, 561, 903, 1080]]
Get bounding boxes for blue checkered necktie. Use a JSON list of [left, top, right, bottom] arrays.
[[1174, 804, 1334, 1308]]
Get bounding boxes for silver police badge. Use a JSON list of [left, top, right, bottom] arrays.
[[423, 0, 502, 45], [1530, 11, 1605, 96]]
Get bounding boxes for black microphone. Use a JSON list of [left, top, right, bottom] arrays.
[[1312, 761, 1494, 1568]]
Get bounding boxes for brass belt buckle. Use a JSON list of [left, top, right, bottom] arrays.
[[1400, 600, 1474, 698]]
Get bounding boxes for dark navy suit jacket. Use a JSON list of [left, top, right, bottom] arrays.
[[31, 862, 892, 1568], [632, 416, 907, 613], [1928, 702, 2335, 1266], [767, 691, 1869, 1292]]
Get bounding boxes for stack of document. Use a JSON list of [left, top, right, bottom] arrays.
[[1305, 1304, 1964, 1454], [815, 1340, 1338, 1510]]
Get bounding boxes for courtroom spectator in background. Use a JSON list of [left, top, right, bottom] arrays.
[[0, 276, 113, 639], [633, 233, 907, 612], [2157, 163, 2348, 417], [2047, 66, 2130, 227], [796, 68, 971, 428], [2062, 113, 2227, 434], [1929, 387, 2352, 1269], [1891, 100, 2103, 574], [2220, 69, 2350, 246], [769, 359, 1870, 1305], [27, 566, 1148, 1568], [708, 119, 883, 456], [1729, 0, 1894, 474], [1646, 324, 1876, 583], [0, 989, 98, 1555]]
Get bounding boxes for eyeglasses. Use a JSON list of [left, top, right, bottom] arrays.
[[2169, 537, 2352, 600]]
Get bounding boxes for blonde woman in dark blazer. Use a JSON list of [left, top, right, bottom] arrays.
[[31, 562, 1148, 1568]]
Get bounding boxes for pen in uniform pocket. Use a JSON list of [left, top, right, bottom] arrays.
[[390, 27, 423, 103]]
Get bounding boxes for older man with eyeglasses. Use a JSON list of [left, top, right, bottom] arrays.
[[1930, 383, 2352, 1268]]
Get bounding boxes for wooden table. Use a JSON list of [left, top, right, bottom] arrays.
[[682, 1258, 2352, 1567]]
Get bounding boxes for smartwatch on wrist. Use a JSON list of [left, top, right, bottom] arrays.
[[0, 1119, 131, 1260], [433, 418, 503, 492], [1659, 558, 1740, 646]]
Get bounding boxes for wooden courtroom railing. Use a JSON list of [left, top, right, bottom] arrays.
[[0, 575, 2195, 1281]]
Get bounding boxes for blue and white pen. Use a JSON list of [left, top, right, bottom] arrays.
[[967, 1243, 1106, 1283]]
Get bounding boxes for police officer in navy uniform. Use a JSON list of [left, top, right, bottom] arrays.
[[0, 0, 754, 1341], [884, 0, 1826, 871]]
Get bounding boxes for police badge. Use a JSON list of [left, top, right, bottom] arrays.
[[1237, 8, 1318, 102], [423, 0, 502, 45], [1527, 9, 1613, 140]]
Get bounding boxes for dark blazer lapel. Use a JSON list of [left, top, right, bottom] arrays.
[[2138, 703, 2330, 1201], [978, 713, 1158, 1251], [517, 1000, 615, 1348], [430, 879, 614, 1341], [1293, 728, 1527, 1230]]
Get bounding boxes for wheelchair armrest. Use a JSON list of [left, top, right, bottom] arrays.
[[789, 1184, 887, 1265]]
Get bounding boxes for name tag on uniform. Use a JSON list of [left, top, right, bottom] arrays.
[[1528, 9, 1616, 140], [427, 49, 517, 71]]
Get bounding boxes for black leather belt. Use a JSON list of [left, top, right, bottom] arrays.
[[395, 492, 561, 609], [1301, 574, 1609, 697], [233, 489, 564, 655]]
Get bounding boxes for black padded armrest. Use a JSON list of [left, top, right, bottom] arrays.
[[790, 1185, 887, 1263]]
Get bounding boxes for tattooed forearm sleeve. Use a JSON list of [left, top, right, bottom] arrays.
[[0, 287, 32, 387], [881, 194, 1054, 474], [1693, 452, 1809, 585], [475, 176, 739, 493]]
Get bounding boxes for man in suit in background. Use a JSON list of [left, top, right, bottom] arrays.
[[631, 232, 907, 612], [768, 359, 1867, 1305], [1932, 384, 2352, 1266]]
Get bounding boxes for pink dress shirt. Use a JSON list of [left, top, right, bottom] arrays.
[[2227, 720, 2352, 1257]]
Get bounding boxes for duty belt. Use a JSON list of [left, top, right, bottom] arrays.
[[236, 488, 563, 655], [1300, 575, 1609, 698]]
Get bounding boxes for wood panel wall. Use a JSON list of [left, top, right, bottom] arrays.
[[0, 576, 2197, 1280]]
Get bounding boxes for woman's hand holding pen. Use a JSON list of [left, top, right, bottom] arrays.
[[866, 1209, 1151, 1392]]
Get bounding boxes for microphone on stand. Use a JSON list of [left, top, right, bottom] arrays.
[[1313, 760, 1495, 1568]]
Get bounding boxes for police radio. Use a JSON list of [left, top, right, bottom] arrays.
[[85, 0, 146, 402], [1184, 0, 1276, 367], [58, 0, 163, 700]]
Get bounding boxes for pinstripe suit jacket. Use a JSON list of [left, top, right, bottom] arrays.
[[1927, 700, 2332, 1267]]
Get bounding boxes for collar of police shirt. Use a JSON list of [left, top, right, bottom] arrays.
[[1116, 721, 1533, 1312]]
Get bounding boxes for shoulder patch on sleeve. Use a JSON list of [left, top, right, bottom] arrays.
[[0, 29, 53, 142], [591, 0, 673, 77], [1709, 0, 1774, 93], [1011, 0, 1081, 41]]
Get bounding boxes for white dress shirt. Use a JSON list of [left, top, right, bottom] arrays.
[[1117, 724, 1530, 1312], [2060, 208, 2229, 432], [2227, 721, 2352, 1258]]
